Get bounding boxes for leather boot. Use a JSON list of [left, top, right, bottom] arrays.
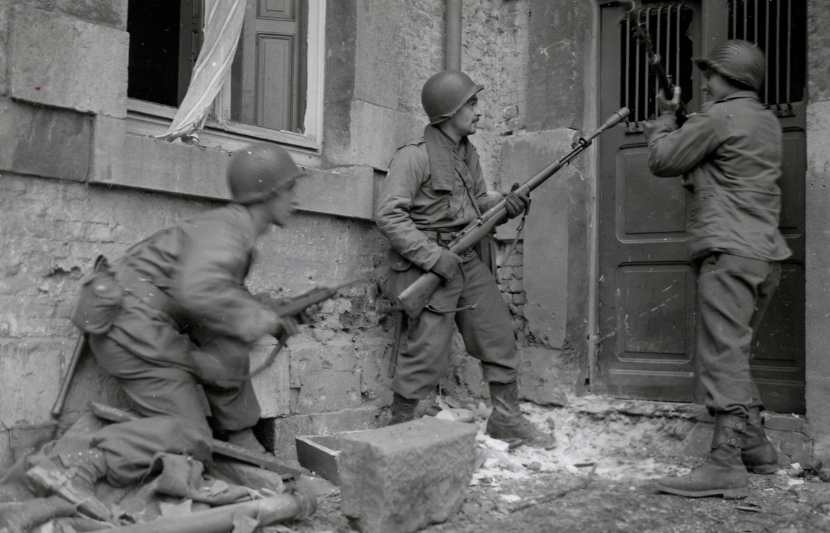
[[657, 413, 749, 499], [25, 447, 113, 522], [387, 393, 419, 426], [742, 408, 779, 474], [485, 382, 555, 449], [226, 428, 268, 454]]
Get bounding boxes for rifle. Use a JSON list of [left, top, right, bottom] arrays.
[[621, 0, 688, 126], [51, 333, 87, 417], [250, 279, 365, 376], [396, 107, 630, 319]]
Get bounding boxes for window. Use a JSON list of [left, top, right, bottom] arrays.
[[126, 0, 325, 159]]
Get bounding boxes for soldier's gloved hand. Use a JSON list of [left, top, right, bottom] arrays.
[[656, 86, 682, 116], [504, 185, 529, 219], [431, 249, 463, 282]]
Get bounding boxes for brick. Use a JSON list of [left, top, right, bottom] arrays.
[[338, 418, 478, 533], [264, 407, 380, 461], [0, 97, 92, 181], [295, 370, 362, 414], [8, 5, 128, 117], [57, 0, 128, 31]]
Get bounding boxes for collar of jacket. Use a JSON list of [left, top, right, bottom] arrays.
[[423, 124, 478, 193]]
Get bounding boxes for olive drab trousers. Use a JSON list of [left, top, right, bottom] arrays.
[[392, 255, 519, 400], [83, 295, 262, 487], [696, 253, 782, 418]]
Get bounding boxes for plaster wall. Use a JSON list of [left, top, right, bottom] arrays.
[[805, 0, 830, 463]]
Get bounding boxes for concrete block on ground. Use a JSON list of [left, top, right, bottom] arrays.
[[265, 407, 380, 461], [338, 417, 478, 533], [295, 435, 341, 484], [0, 97, 92, 181], [8, 5, 128, 117], [764, 413, 808, 433]]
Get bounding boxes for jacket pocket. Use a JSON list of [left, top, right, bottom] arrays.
[[71, 256, 124, 334]]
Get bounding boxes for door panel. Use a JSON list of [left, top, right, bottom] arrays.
[[232, 0, 303, 131], [596, 0, 806, 413]]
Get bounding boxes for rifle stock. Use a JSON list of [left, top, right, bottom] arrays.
[[397, 107, 630, 319]]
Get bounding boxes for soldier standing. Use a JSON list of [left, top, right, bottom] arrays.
[[375, 70, 553, 448], [24, 144, 310, 517], [645, 41, 791, 498]]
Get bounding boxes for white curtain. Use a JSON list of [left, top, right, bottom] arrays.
[[155, 0, 246, 143]]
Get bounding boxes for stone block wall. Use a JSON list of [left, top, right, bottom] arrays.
[[805, 0, 830, 463], [0, 0, 593, 469]]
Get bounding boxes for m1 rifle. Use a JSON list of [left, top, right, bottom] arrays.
[[396, 107, 631, 319], [251, 279, 365, 376], [621, 0, 689, 125]]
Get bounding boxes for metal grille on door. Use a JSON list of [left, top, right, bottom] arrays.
[[619, 3, 695, 131], [727, 0, 806, 116]]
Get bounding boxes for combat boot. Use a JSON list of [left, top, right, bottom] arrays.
[[657, 413, 748, 499], [485, 382, 555, 449], [226, 428, 268, 454], [25, 447, 113, 522], [742, 407, 779, 474], [387, 393, 419, 426]]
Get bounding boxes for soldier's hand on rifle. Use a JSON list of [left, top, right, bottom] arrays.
[[656, 86, 682, 116], [431, 249, 463, 282], [504, 184, 529, 219], [273, 315, 300, 339]]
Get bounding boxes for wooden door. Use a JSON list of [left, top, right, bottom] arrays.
[[596, 0, 806, 413]]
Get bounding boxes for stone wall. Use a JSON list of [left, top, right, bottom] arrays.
[[0, 0, 589, 469], [805, 0, 830, 463]]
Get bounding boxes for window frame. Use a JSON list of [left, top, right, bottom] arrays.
[[124, 0, 326, 165]]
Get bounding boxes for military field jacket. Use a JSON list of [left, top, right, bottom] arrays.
[[645, 91, 791, 262], [375, 137, 500, 271], [116, 204, 274, 343]]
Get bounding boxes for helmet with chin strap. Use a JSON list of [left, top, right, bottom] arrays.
[[226, 143, 305, 204], [421, 70, 484, 125]]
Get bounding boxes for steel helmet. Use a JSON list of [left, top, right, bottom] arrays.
[[694, 40, 766, 92], [226, 143, 305, 204], [421, 70, 484, 125]]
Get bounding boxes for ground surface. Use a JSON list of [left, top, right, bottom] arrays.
[[275, 401, 830, 533]]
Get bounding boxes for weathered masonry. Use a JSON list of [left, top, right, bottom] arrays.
[[1, 0, 829, 470]]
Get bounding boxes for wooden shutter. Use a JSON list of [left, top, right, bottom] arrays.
[[231, 0, 305, 132]]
